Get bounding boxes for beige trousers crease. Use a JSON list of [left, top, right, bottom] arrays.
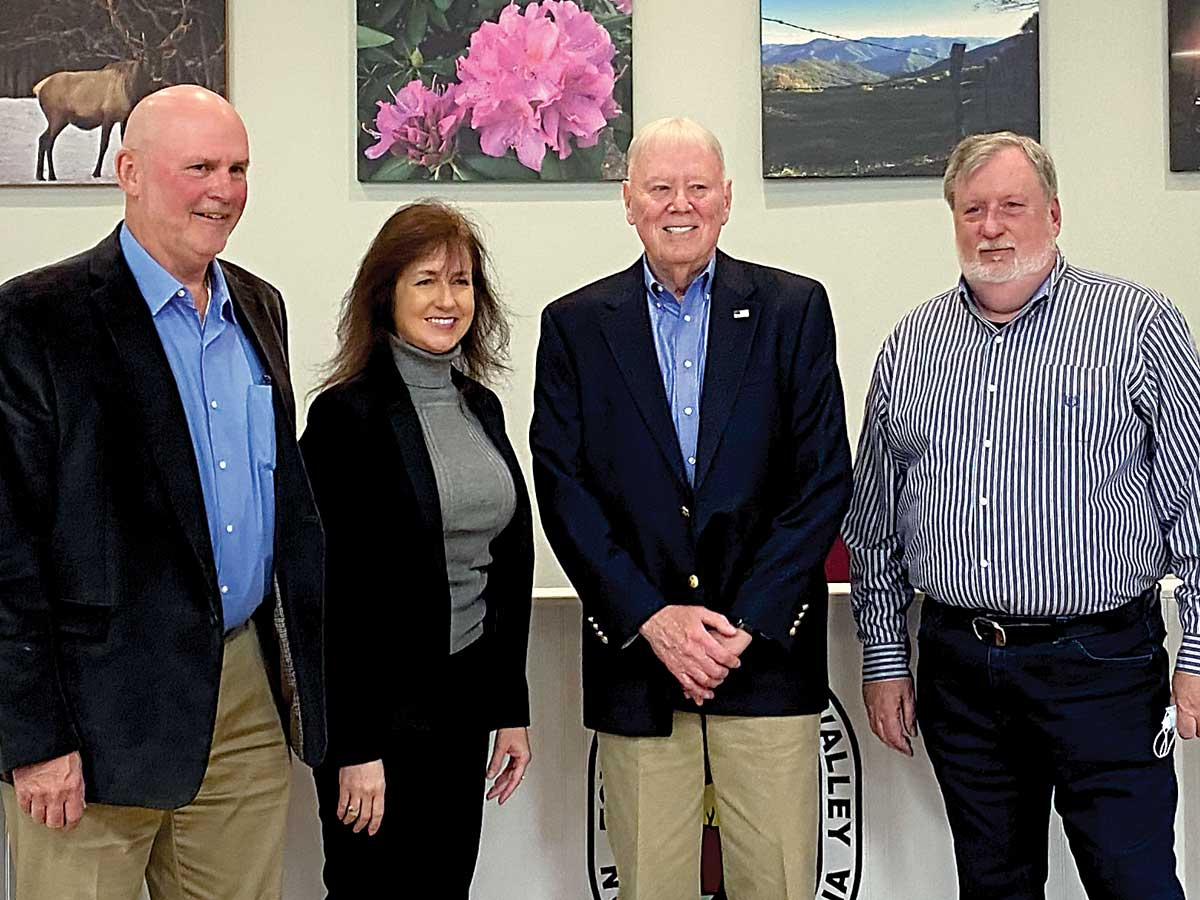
[[598, 709, 820, 900], [2, 622, 291, 900]]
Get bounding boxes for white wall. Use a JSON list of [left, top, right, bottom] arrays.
[[4, 0, 1197, 590], [4, 2, 1200, 898]]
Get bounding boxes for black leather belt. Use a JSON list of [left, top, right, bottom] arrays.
[[929, 590, 1155, 648]]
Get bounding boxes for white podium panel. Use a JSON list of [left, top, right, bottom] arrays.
[[4, 590, 1197, 899]]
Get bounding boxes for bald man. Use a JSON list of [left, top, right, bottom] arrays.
[[0, 86, 325, 899]]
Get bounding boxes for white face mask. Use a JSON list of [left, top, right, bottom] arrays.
[[1154, 705, 1176, 759]]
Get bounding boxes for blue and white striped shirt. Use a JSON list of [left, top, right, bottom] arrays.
[[644, 255, 715, 484], [845, 255, 1200, 681]]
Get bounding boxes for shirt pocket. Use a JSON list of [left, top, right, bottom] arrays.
[[247, 384, 277, 471], [1032, 365, 1120, 445]]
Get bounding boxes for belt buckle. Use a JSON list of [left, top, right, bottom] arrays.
[[971, 616, 1007, 647]]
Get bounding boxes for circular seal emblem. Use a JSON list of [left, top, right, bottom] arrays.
[[587, 691, 864, 899]]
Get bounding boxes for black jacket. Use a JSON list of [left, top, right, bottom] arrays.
[[0, 226, 326, 807], [300, 346, 533, 768], [530, 252, 852, 736]]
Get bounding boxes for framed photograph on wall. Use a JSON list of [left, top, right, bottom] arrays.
[[0, 0, 227, 186], [1169, 0, 1200, 171], [356, 0, 632, 183], [761, 1, 1039, 178]]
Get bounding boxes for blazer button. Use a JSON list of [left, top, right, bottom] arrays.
[[601, 635, 610, 645], [680, 505, 691, 518], [591, 622, 600, 631], [789, 627, 797, 637], [687, 574, 699, 589]]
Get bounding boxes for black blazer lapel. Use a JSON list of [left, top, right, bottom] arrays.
[[369, 350, 447, 573], [87, 229, 215, 581], [694, 252, 759, 489], [224, 271, 294, 423], [598, 262, 688, 488]]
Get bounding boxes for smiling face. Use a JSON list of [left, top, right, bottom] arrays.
[[392, 245, 475, 354], [953, 145, 1060, 288], [117, 87, 249, 285], [623, 135, 731, 294]]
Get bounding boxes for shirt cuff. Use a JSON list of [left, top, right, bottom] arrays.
[[1176, 633, 1200, 676], [862, 641, 911, 683]]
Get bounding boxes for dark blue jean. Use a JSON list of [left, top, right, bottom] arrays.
[[916, 597, 1183, 900]]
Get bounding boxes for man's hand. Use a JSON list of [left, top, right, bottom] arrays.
[[13, 751, 85, 831], [863, 678, 918, 756], [338, 760, 386, 835], [679, 627, 756, 705], [485, 727, 532, 805], [639, 605, 741, 704], [1173, 670, 1200, 740]]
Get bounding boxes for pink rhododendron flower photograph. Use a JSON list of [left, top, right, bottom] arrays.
[[455, 1, 621, 172], [365, 80, 464, 170], [357, 0, 632, 182]]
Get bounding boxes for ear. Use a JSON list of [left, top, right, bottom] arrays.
[[1048, 197, 1062, 236], [622, 180, 635, 225], [721, 178, 733, 225], [114, 148, 139, 196]]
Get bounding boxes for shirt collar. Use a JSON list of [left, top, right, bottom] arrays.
[[119, 222, 232, 320], [957, 252, 1065, 324], [642, 254, 717, 302]]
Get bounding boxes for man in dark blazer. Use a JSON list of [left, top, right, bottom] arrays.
[[530, 117, 851, 900], [0, 86, 324, 900]]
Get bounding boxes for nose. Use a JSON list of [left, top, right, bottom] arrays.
[[433, 281, 456, 309], [667, 185, 691, 213], [980, 206, 1004, 238]]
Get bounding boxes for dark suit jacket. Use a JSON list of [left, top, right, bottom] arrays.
[[530, 251, 851, 736], [0, 226, 326, 807], [300, 346, 533, 769]]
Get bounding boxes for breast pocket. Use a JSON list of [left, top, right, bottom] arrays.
[[1033, 365, 1122, 445], [247, 384, 277, 471]]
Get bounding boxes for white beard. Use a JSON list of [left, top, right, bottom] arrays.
[[959, 235, 1057, 284]]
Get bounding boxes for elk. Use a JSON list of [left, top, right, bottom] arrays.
[[33, 0, 191, 181]]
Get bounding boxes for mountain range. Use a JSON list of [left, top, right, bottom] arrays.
[[762, 34, 996, 78]]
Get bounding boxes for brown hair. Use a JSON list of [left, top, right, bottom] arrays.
[[316, 201, 509, 391]]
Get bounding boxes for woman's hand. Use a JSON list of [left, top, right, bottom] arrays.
[[485, 727, 531, 805], [338, 760, 386, 835]]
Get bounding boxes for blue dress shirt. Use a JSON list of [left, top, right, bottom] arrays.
[[644, 255, 715, 485], [119, 224, 275, 630]]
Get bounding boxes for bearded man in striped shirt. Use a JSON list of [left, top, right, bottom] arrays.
[[845, 131, 1199, 900]]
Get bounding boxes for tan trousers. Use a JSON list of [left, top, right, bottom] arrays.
[[1, 622, 291, 900], [598, 710, 819, 900]]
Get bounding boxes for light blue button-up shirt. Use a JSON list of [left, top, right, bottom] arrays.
[[644, 255, 715, 484], [119, 224, 275, 630]]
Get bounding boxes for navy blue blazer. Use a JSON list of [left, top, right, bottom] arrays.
[[530, 251, 851, 736]]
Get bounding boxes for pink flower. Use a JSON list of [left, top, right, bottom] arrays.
[[454, 1, 621, 172], [614, 0, 631, 13], [365, 80, 465, 169]]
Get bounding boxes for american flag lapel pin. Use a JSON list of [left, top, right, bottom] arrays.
[[733, 308, 750, 319]]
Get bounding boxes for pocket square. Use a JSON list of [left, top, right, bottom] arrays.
[[733, 308, 750, 319]]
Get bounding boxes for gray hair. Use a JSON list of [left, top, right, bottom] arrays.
[[626, 117, 725, 179], [942, 131, 1057, 208]]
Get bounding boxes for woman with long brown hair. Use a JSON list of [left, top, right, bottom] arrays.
[[300, 201, 532, 898]]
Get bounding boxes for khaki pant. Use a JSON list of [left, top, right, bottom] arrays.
[[2, 622, 291, 900], [598, 710, 819, 900]]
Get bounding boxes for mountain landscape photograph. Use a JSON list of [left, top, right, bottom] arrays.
[[761, 0, 1039, 178]]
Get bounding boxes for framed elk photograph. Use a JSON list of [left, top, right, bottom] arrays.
[[0, 0, 226, 186], [760, 0, 1039, 178]]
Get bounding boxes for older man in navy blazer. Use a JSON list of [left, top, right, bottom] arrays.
[[531, 117, 851, 900]]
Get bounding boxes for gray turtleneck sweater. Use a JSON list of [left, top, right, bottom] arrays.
[[389, 336, 516, 653]]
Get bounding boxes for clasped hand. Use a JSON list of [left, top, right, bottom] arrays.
[[639, 605, 752, 705]]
